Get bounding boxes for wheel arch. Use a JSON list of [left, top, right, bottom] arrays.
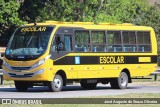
[[121, 68, 132, 83], [55, 70, 67, 86]]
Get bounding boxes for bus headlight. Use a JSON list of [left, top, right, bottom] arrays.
[[30, 54, 51, 70], [31, 58, 45, 70], [3, 60, 11, 70]]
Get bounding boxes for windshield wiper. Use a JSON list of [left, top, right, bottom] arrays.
[[21, 36, 34, 58], [26, 36, 33, 48], [23, 36, 33, 53]]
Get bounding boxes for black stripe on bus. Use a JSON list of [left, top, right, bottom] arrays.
[[53, 55, 157, 65]]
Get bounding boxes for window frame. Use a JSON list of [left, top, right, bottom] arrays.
[[73, 29, 152, 53], [91, 30, 107, 52], [136, 31, 151, 52], [107, 30, 123, 52], [75, 30, 91, 52]]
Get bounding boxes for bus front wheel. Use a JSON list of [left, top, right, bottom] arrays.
[[48, 74, 63, 92], [110, 72, 128, 89], [14, 81, 28, 92], [80, 80, 97, 89]]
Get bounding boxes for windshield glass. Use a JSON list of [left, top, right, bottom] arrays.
[[5, 26, 54, 59]]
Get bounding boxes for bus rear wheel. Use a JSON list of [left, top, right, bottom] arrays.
[[14, 81, 28, 92], [110, 72, 128, 89], [48, 74, 63, 92], [80, 80, 97, 89]]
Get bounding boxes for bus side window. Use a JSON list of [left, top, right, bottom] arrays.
[[91, 31, 106, 52], [107, 31, 122, 52], [75, 30, 90, 52], [137, 32, 151, 52], [51, 34, 65, 52], [122, 31, 137, 52]]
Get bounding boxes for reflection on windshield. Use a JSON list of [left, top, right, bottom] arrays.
[[6, 26, 54, 57]]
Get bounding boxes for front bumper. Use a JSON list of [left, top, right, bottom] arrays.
[[2, 68, 53, 81]]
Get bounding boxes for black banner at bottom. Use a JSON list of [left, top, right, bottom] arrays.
[[0, 98, 160, 104]]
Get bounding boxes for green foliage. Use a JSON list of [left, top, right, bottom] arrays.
[[0, 0, 23, 29], [136, 5, 160, 39], [1, 0, 160, 47], [0, 0, 24, 46]]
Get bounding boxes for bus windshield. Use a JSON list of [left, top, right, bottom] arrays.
[[5, 26, 54, 60]]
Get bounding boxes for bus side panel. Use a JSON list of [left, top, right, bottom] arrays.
[[53, 65, 78, 79], [71, 64, 157, 79], [56, 64, 155, 79]]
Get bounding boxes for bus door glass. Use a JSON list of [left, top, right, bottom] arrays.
[[64, 35, 72, 51]]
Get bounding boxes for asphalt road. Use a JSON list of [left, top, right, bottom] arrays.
[[0, 83, 160, 98]]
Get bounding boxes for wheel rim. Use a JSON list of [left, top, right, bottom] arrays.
[[53, 77, 61, 89], [120, 73, 127, 87]]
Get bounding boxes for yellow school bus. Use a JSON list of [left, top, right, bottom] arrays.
[[2, 21, 157, 92]]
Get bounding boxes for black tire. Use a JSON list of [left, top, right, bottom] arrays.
[[14, 81, 28, 92], [110, 72, 128, 89], [80, 80, 97, 89], [48, 74, 63, 92]]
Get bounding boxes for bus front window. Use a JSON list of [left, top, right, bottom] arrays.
[[5, 26, 54, 60]]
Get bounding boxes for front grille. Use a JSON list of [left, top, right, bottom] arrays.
[[11, 66, 31, 70], [8, 73, 34, 78]]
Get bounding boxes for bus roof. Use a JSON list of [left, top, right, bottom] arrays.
[[24, 21, 153, 31]]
